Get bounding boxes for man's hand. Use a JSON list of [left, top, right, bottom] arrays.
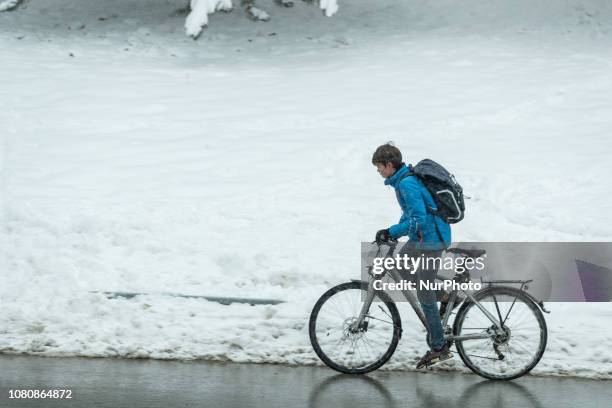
[[375, 229, 391, 245]]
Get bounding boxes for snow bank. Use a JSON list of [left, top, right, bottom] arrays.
[[1, 0, 612, 379], [4, 297, 609, 378]]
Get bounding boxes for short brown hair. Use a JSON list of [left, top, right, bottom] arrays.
[[372, 143, 402, 169]]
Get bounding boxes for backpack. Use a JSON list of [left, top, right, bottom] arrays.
[[402, 159, 465, 224]]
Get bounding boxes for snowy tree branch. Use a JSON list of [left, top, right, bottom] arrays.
[[0, 0, 24, 12], [0, 0, 339, 39], [185, 0, 234, 38], [185, 0, 339, 39], [319, 0, 338, 17]]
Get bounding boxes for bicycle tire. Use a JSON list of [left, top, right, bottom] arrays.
[[453, 286, 547, 380], [309, 281, 402, 374]]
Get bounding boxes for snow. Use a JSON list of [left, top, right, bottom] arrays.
[[0, 0, 22, 12], [319, 0, 338, 17], [1, 0, 612, 379], [185, 0, 233, 38], [246, 6, 271, 22], [184, 0, 337, 37]]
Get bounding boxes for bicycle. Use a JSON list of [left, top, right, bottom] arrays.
[[308, 239, 549, 380]]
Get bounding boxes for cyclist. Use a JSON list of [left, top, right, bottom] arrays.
[[372, 143, 453, 369]]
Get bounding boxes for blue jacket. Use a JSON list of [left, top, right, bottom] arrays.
[[385, 164, 451, 250]]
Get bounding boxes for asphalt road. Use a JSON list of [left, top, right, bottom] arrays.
[[0, 355, 609, 408]]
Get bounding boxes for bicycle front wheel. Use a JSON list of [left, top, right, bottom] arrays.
[[309, 281, 402, 374], [453, 286, 547, 380]]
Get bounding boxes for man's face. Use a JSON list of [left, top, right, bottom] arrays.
[[375, 162, 396, 178]]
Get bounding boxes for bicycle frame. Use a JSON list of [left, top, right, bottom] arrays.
[[354, 242, 507, 342]]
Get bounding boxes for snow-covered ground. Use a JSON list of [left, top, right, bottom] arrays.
[[1, 0, 612, 379]]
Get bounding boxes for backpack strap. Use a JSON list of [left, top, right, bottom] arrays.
[[432, 218, 446, 246]]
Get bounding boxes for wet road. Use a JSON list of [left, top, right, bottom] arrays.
[[0, 355, 609, 407]]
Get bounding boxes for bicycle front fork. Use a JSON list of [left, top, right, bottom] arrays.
[[351, 278, 377, 331]]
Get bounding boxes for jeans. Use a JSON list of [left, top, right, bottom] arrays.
[[397, 242, 446, 351]]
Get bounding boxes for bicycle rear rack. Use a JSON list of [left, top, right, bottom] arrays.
[[480, 278, 533, 291], [479, 278, 550, 314]]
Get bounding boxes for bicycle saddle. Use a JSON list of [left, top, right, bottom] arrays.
[[446, 247, 486, 258]]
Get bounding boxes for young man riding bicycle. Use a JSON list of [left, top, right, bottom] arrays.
[[372, 143, 453, 369]]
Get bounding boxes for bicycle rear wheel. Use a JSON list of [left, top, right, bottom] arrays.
[[309, 281, 402, 374], [453, 286, 547, 380]]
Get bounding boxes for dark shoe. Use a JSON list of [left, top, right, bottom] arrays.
[[416, 344, 453, 369]]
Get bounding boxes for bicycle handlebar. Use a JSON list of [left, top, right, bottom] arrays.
[[371, 237, 398, 247]]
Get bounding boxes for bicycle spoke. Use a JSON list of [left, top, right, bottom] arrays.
[[467, 354, 500, 361], [364, 314, 394, 326]]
